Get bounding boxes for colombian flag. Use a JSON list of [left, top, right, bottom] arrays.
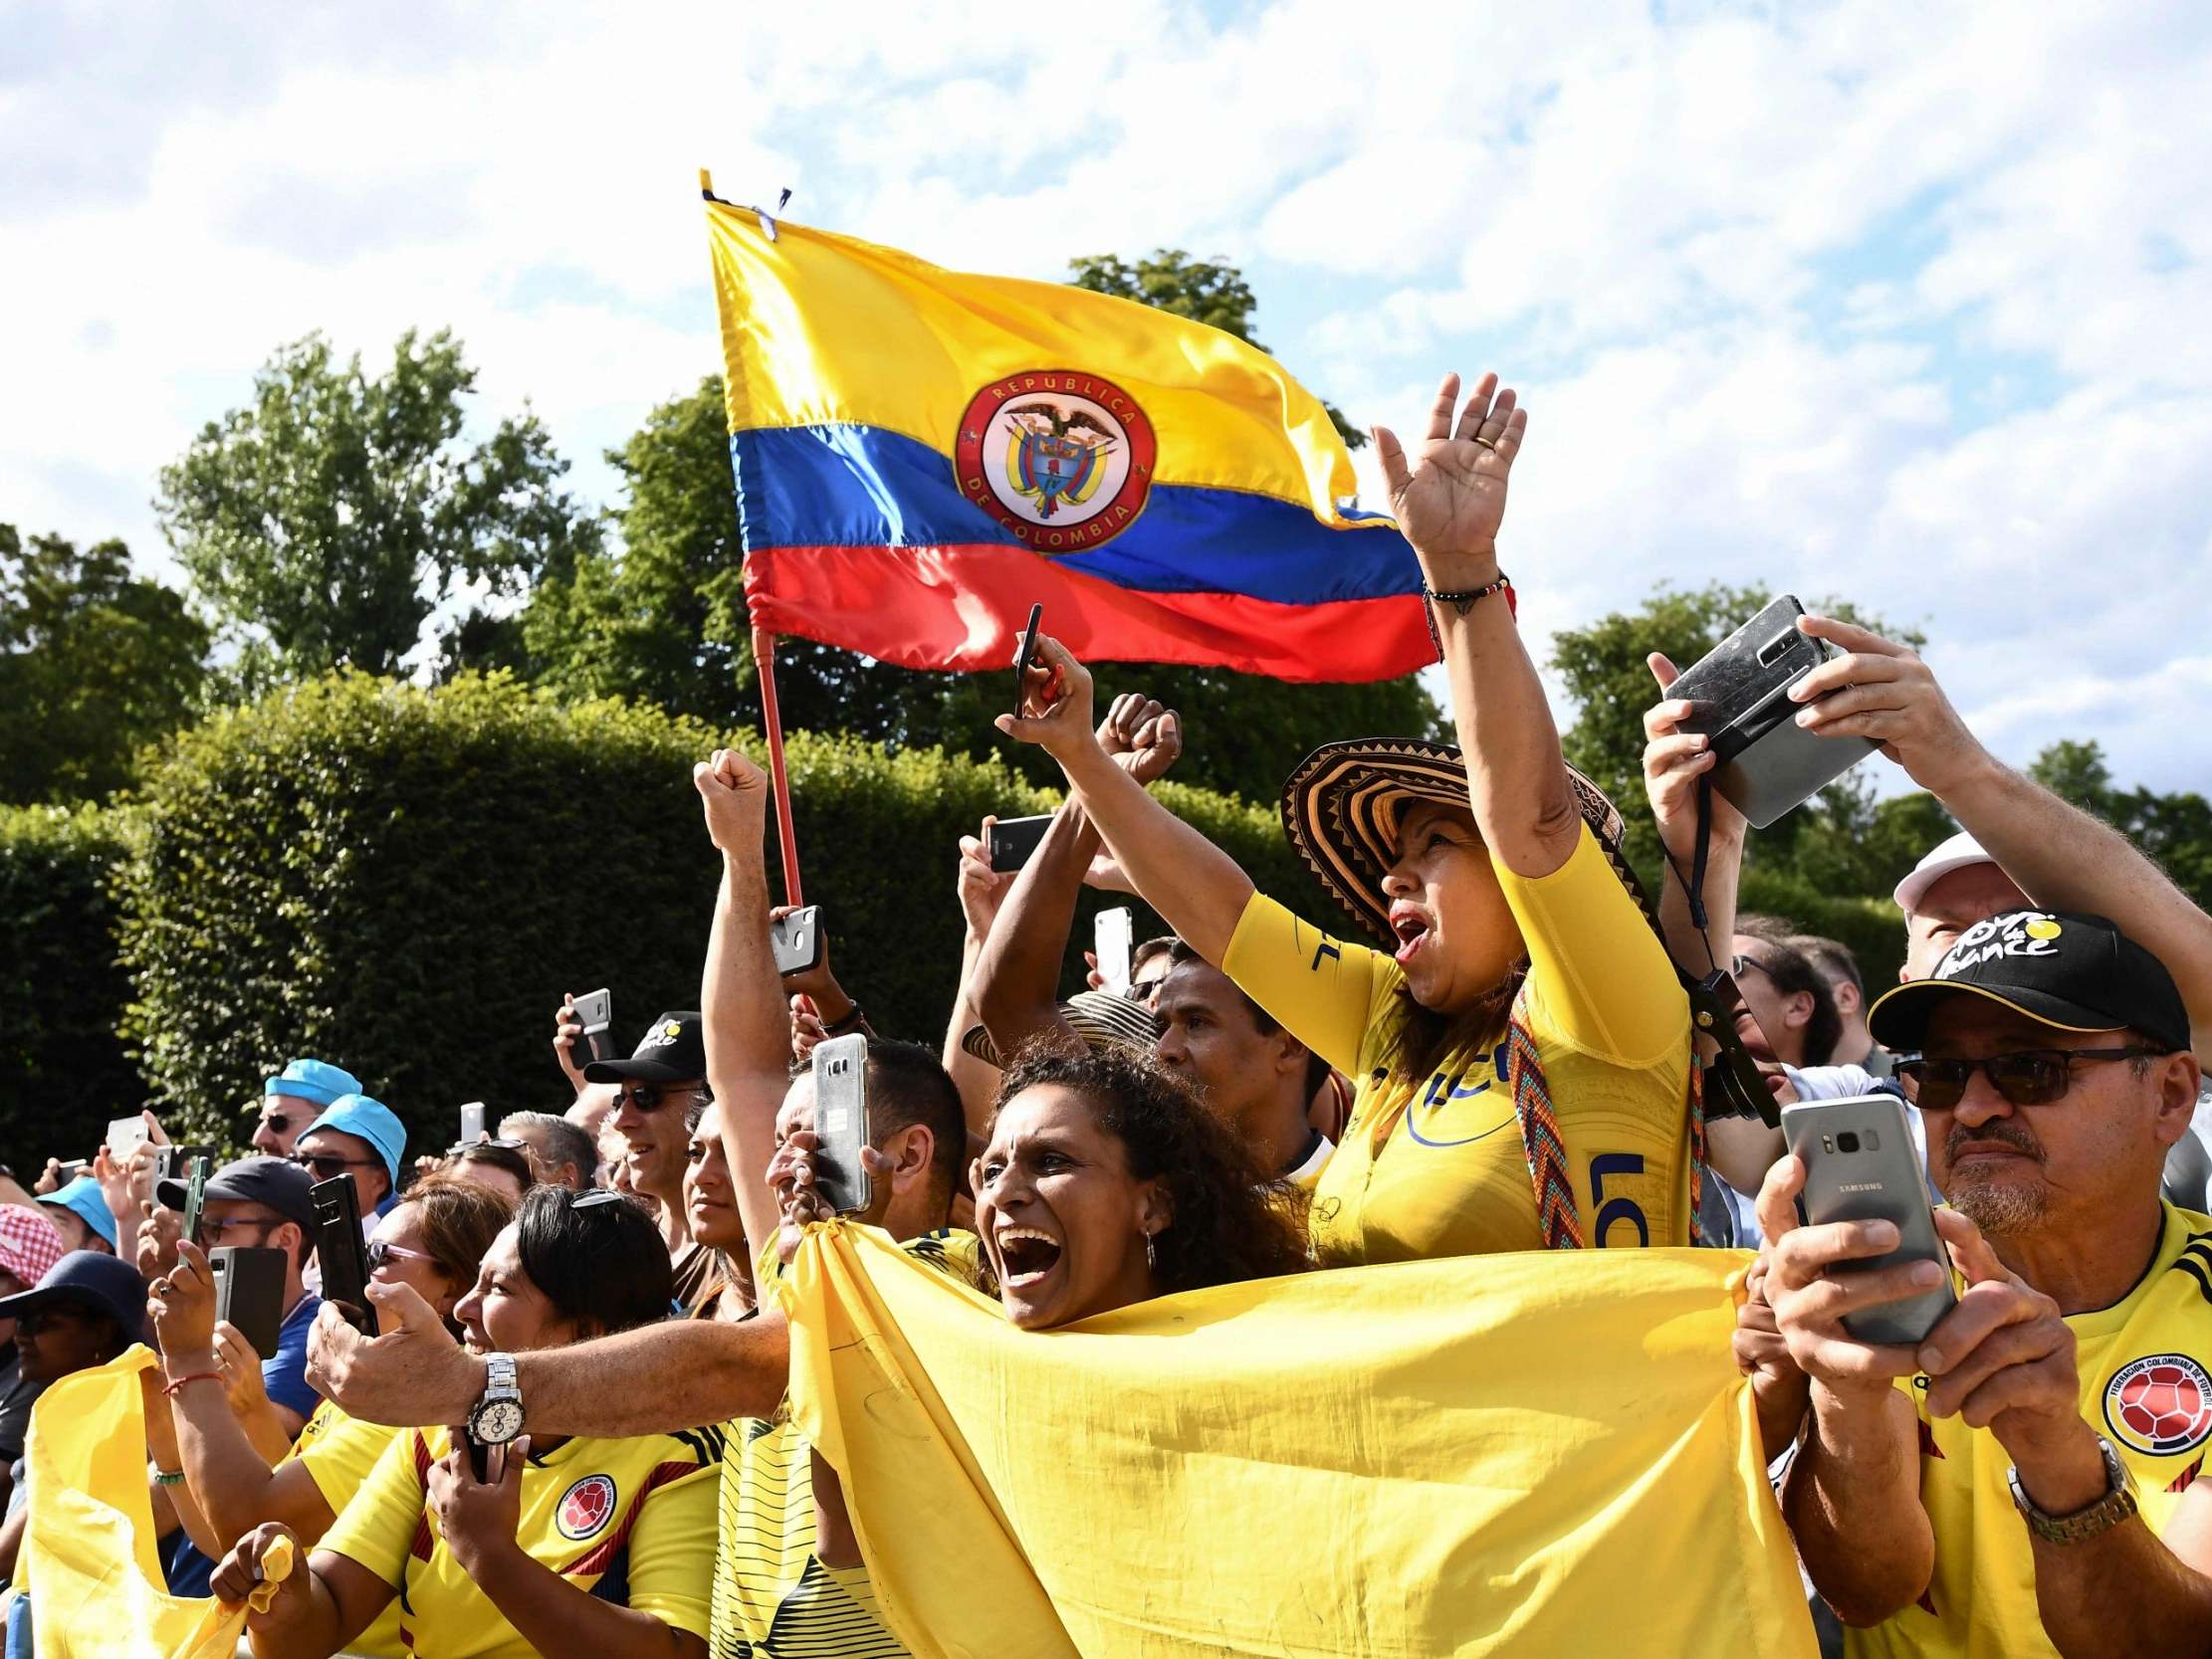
[[705, 190, 1429, 682]]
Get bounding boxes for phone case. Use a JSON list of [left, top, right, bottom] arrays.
[[459, 1103, 487, 1144], [1668, 595, 1877, 828], [988, 814, 1053, 873], [310, 1175, 374, 1334], [211, 1245, 290, 1359], [1782, 1096, 1956, 1347], [1095, 908, 1134, 995], [772, 907, 824, 976], [574, 988, 614, 1063], [811, 1033, 873, 1215]]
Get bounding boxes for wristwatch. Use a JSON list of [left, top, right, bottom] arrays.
[[2008, 1436, 2138, 1544], [465, 1353, 525, 1446]]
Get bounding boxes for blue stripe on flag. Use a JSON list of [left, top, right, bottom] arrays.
[[731, 424, 1419, 604]]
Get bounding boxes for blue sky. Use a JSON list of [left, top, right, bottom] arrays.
[[5, 0, 2209, 794]]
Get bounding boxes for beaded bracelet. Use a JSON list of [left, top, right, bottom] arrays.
[[1420, 573, 1514, 661], [153, 1468, 188, 1487]]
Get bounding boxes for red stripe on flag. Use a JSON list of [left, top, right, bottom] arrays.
[[745, 544, 1432, 683]]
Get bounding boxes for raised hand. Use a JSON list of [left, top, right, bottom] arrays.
[[1372, 372, 1528, 574], [149, 1238, 220, 1359], [553, 992, 588, 1093], [428, 1433, 529, 1575], [956, 816, 1016, 939], [1642, 652, 1748, 867], [693, 746, 772, 854], [1918, 1209, 2080, 1454], [1096, 691, 1183, 787], [995, 636, 1096, 761], [1788, 616, 1988, 796]]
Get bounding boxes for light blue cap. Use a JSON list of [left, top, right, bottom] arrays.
[[263, 1057, 361, 1111], [301, 1093, 406, 1187], [39, 1175, 118, 1251]]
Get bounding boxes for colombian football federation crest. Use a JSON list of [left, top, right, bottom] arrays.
[[556, 1473, 618, 1540], [2104, 1352, 2212, 1456], [955, 370, 1156, 550]]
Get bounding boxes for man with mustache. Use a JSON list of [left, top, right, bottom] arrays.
[[1755, 910, 2212, 1657]]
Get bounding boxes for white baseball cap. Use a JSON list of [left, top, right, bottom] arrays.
[[1892, 831, 1997, 914]]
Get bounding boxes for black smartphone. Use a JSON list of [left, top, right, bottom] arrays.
[[987, 814, 1053, 873], [1011, 602, 1044, 719], [771, 906, 824, 976], [211, 1245, 290, 1359], [309, 1174, 374, 1335], [467, 1433, 491, 1482], [1668, 595, 1877, 828], [156, 1143, 217, 1184], [54, 1158, 89, 1184], [1783, 1095, 1955, 1346], [810, 1033, 872, 1215], [572, 987, 614, 1064]]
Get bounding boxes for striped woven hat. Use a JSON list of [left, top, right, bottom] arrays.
[[960, 988, 1164, 1070], [1279, 737, 1656, 945]]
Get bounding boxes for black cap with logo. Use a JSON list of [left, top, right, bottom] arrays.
[[1868, 910, 2189, 1054], [583, 1010, 708, 1085]]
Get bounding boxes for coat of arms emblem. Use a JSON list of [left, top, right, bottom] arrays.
[[955, 370, 1156, 550]]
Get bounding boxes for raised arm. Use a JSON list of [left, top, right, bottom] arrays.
[[1789, 616, 2212, 1062], [998, 651, 1250, 964], [1374, 372, 1578, 878], [943, 819, 1015, 1132], [696, 746, 794, 1268], [974, 693, 1183, 1064]]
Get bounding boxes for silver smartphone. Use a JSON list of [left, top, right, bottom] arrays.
[[1782, 1094, 1956, 1346], [810, 1033, 872, 1215], [459, 1102, 487, 1144], [1094, 907, 1134, 996]]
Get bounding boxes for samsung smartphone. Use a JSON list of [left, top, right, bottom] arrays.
[[1095, 907, 1134, 996], [1782, 1095, 1956, 1346], [458, 1102, 487, 1145], [572, 987, 614, 1064], [211, 1245, 290, 1358], [987, 814, 1053, 874], [771, 906, 824, 977], [1011, 602, 1044, 718], [105, 1117, 149, 1160], [310, 1174, 374, 1335], [810, 1033, 872, 1215], [1668, 595, 1878, 828], [180, 1155, 211, 1245]]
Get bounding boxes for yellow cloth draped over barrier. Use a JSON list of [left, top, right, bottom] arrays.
[[4, 1346, 292, 1658], [777, 1223, 1818, 1658]]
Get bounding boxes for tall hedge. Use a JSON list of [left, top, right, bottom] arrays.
[[0, 803, 139, 1156], [113, 672, 1319, 1152]]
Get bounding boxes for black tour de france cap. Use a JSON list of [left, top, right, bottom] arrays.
[[583, 1011, 708, 1086], [1868, 910, 2190, 1054]]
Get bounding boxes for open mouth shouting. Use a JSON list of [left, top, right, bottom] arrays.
[[993, 1225, 1065, 1293], [1389, 902, 1433, 965]]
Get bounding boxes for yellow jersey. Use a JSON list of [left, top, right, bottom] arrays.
[[714, 1229, 984, 1658], [320, 1420, 718, 1659], [1854, 1203, 2212, 1659], [286, 1398, 407, 1658], [1222, 822, 1691, 1265]]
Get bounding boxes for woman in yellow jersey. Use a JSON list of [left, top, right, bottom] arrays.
[[998, 372, 1694, 1266], [212, 1188, 716, 1659], [149, 1176, 512, 1659]]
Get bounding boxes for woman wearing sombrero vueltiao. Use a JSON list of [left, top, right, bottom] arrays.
[[999, 373, 1695, 1264]]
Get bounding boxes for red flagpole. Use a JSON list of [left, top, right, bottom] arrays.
[[752, 626, 804, 908]]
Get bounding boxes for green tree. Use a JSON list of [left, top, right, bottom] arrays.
[[0, 524, 208, 802], [156, 329, 598, 684], [505, 353, 1438, 805], [2030, 738, 2212, 910], [1067, 250, 1368, 452]]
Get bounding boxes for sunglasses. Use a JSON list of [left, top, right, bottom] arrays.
[[614, 1083, 709, 1112], [569, 1188, 623, 1212], [291, 1152, 381, 1180], [364, 1239, 433, 1272], [260, 1113, 296, 1135], [1894, 1047, 2164, 1113]]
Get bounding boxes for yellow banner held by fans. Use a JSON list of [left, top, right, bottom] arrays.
[[4, 1346, 286, 1659], [778, 1225, 1817, 1659]]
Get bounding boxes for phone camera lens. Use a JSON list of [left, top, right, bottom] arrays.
[[1836, 1132, 1861, 1153]]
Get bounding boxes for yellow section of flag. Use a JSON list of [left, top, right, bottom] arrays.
[[777, 1224, 1818, 1658], [5, 1346, 288, 1658]]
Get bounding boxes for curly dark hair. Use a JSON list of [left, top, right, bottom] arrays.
[[986, 1046, 1310, 1297]]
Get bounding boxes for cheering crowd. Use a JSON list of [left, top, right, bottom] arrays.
[[3, 372, 2210, 1658]]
